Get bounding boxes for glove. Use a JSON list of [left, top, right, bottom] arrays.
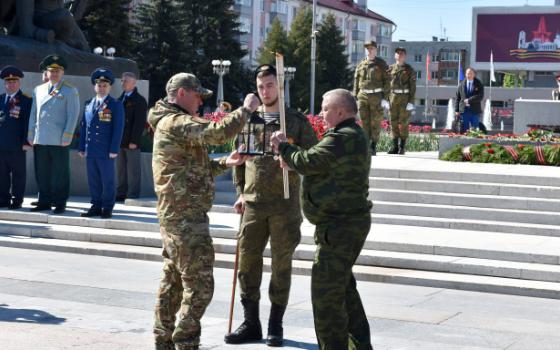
[[406, 103, 415, 111], [381, 99, 390, 110]]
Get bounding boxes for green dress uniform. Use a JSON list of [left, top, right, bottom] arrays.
[[279, 117, 373, 350], [388, 58, 416, 155], [353, 56, 389, 154]]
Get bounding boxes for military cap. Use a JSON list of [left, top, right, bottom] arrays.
[[254, 64, 277, 80], [40, 54, 67, 71], [166, 73, 213, 99], [0, 66, 24, 81], [364, 40, 377, 48], [395, 47, 407, 54], [91, 68, 115, 85]]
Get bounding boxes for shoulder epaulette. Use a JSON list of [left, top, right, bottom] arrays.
[[63, 81, 76, 88], [22, 92, 31, 98]]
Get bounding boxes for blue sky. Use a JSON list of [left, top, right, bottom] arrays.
[[368, 0, 554, 41]]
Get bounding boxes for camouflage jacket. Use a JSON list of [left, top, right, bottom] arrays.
[[388, 63, 417, 104], [149, 99, 249, 224], [233, 107, 317, 205], [353, 57, 390, 98], [279, 118, 372, 224]]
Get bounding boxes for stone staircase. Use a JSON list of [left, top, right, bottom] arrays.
[[1, 152, 560, 299]]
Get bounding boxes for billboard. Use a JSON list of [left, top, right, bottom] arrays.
[[472, 6, 560, 71]]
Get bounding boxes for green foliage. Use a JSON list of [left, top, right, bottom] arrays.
[[544, 145, 560, 166], [78, 0, 134, 57], [258, 18, 290, 65], [502, 73, 523, 88], [377, 132, 439, 152], [440, 144, 464, 162], [470, 143, 515, 164], [288, 7, 313, 112], [516, 144, 537, 165]]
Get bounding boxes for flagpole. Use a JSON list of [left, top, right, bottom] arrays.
[[425, 50, 429, 122], [457, 52, 461, 86]]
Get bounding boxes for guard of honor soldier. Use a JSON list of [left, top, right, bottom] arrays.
[[552, 74, 560, 101], [388, 47, 416, 155], [0, 66, 32, 210], [79, 68, 125, 219], [353, 40, 390, 155]]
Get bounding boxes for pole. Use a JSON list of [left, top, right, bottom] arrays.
[[285, 77, 291, 108], [217, 73, 224, 106], [425, 51, 429, 122], [227, 214, 243, 334], [310, 0, 317, 115]]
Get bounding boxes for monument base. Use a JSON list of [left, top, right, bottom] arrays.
[[513, 99, 560, 134]]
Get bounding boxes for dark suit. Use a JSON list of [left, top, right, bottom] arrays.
[[552, 88, 560, 101], [79, 95, 125, 211], [116, 88, 147, 199], [455, 78, 484, 132], [0, 90, 32, 206]]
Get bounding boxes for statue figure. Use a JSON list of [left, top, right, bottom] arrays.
[[0, 0, 90, 51]]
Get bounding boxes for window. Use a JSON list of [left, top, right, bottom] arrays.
[[271, 1, 288, 14], [235, 0, 252, 5], [431, 53, 437, 62], [442, 69, 457, 79], [239, 16, 251, 33], [370, 24, 377, 37], [431, 71, 438, 80], [378, 24, 390, 37], [414, 54, 422, 62], [378, 45, 388, 58], [417, 71, 422, 79], [440, 51, 460, 61]]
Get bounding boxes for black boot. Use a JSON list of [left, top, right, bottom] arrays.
[[224, 299, 262, 344], [388, 138, 399, 154], [370, 141, 377, 156], [266, 303, 286, 347], [399, 138, 407, 155]]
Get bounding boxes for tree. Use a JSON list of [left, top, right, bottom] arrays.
[[316, 13, 351, 112], [258, 18, 290, 65], [78, 0, 134, 58], [503, 73, 523, 88], [288, 7, 313, 112]]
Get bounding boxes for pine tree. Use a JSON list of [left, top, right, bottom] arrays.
[[288, 7, 313, 112], [258, 18, 290, 65], [316, 13, 351, 111], [78, 0, 134, 58]]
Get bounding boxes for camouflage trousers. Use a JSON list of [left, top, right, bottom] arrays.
[[154, 213, 215, 350], [238, 202, 302, 306], [357, 93, 384, 143], [389, 94, 411, 139], [312, 215, 373, 350]]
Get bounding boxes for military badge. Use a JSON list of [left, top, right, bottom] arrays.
[[9, 105, 21, 119], [99, 107, 112, 122]]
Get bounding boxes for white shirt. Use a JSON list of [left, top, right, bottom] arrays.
[[467, 80, 474, 92], [5, 91, 17, 105]]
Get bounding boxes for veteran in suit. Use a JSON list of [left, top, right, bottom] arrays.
[[28, 55, 80, 214], [79, 68, 124, 219], [455, 67, 484, 133], [0, 66, 32, 210]]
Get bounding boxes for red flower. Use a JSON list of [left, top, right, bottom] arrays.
[[517, 144, 525, 149], [487, 149, 495, 154], [483, 143, 492, 147]]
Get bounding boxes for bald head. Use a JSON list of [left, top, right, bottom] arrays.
[[321, 89, 358, 128]]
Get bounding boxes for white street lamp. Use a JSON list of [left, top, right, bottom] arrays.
[[212, 59, 232, 106], [284, 67, 296, 108]]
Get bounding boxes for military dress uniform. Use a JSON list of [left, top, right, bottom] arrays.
[[279, 116, 373, 350], [79, 69, 124, 218], [0, 66, 32, 209], [353, 40, 389, 155], [28, 55, 80, 213], [388, 47, 416, 155], [149, 73, 250, 350], [553, 88, 560, 101]]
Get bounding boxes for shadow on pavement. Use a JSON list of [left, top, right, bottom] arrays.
[[283, 339, 318, 350], [0, 304, 66, 324]]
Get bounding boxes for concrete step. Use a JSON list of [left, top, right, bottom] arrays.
[[373, 201, 560, 226], [370, 189, 560, 212], [370, 177, 560, 200], [372, 213, 560, 238], [125, 198, 235, 212], [1, 234, 560, 299]]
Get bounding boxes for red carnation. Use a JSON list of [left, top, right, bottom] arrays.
[[487, 149, 495, 154]]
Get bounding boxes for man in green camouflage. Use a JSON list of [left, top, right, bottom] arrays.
[[271, 88, 373, 350], [388, 47, 416, 155], [224, 64, 317, 347], [149, 72, 260, 350], [353, 40, 390, 155]]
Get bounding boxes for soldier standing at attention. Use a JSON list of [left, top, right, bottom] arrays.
[[388, 47, 416, 155], [271, 89, 373, 350], [0, 66, 32, 210], [149, 72, 260, 350], [27, 54, 80, 214], [224, 64, 317, 347], [353, 40, 390, 155], [78, 68, 124, 219]]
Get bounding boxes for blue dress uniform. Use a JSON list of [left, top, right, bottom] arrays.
[[79, 69, 124, 218], [0, 66, 32, 209]]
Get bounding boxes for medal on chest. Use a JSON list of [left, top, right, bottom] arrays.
[[98, 102, 112, 122]]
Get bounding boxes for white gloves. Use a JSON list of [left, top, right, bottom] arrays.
[[406, 103, 415, 111], [381, 99, 390, 110]]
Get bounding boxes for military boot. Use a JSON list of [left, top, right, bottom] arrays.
[[224, 299, 262, 344], [388, 138, 399, 154], [370, 141, 377, 156], [266, 303, 286, 347], [399, 138, 407, 155], [154, 340, 174, 350]]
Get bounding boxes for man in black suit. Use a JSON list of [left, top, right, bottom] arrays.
[[455, 67, 484, 133], [552, 74, 560, 101], [116, 72, 148, 201]]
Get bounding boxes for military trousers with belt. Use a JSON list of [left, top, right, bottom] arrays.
[[389, 94, 411, 140], [154, 212, 215, 350], [357, 92, 384, 143], [312, 214, 372, 350], [237, 201, 302, 306], [33, 145, 70, 207]]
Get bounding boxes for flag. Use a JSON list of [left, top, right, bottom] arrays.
[[490, 51, 496, 83], [426, 52, 431, 81], [458, 54, 465, 84]]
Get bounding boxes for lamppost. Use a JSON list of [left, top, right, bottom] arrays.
[[212, 59, 231, 106], [284, 67, 296, 108], [93, 46, 116, 58]]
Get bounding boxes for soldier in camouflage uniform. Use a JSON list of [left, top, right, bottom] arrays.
[[224, 64, 317, 347], [388, 47, 416, 155], [353, 40, 390, 155], [149, 73, 260, 350], [271, 89, 373, 350]]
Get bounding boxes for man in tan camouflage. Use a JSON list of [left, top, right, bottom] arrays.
[[149, 72, 260, 350], [224, 64, 317, 347]]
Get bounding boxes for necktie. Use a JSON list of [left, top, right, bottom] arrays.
[[468, 82, 472, 93], [48, 85, 54, 94], [5, 96, 10, 105]]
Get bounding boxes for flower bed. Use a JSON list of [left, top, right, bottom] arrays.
[[441, 142, 560, 166]]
